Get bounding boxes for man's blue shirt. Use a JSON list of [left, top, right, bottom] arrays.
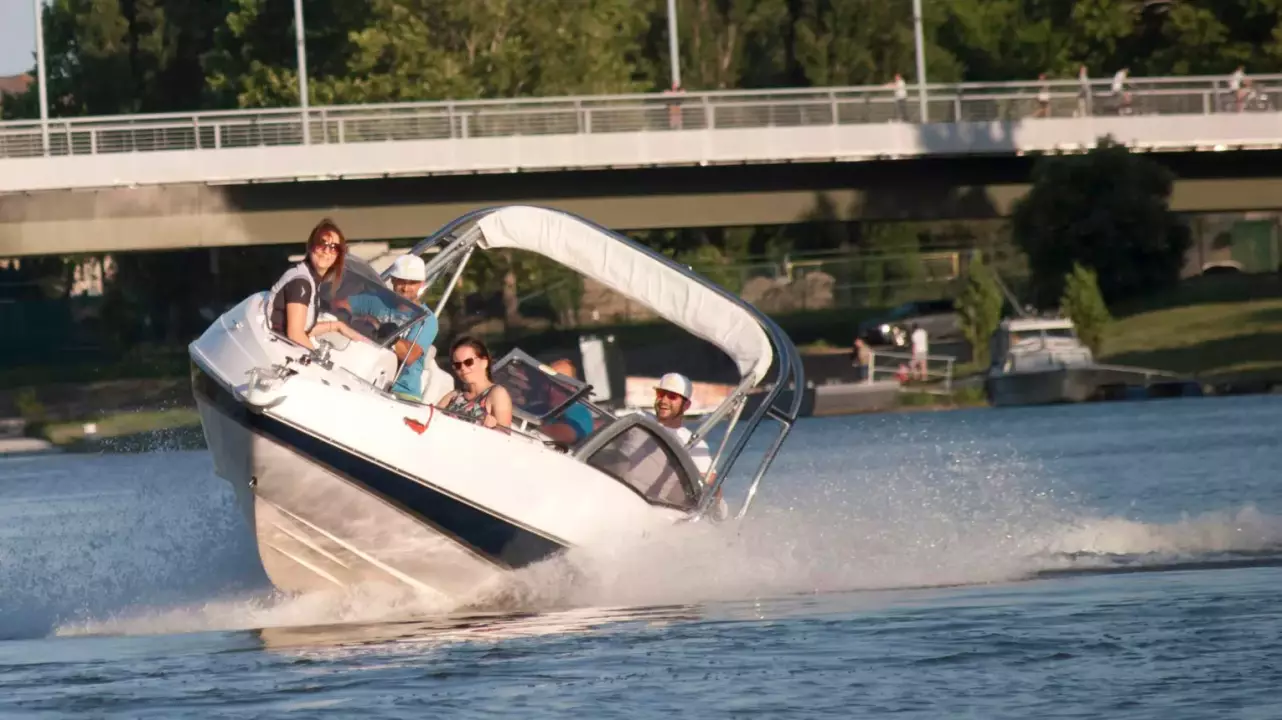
[[558, 402, 595, 442], [346, 294, 438, 399]]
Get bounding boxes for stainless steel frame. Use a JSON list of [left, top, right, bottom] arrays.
[[404, 206, 805, 521]]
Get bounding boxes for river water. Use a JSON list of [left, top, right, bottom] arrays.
[[2, 395, 1281, 718]]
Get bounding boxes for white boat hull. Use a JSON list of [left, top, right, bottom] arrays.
[[196, 395, 503, 599], [191, 293, 685, 601]]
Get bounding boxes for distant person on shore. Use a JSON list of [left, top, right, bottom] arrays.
[[910, 324, 929, 381], [852, 338, 872, 381], [267, 218, 363, 350], [1077, 65, 1092, 117]]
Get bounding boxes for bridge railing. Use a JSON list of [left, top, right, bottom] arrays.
[[2, 74, 1279, 160]]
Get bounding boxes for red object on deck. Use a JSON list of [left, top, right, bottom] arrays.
[[403, 406, 433, 434]]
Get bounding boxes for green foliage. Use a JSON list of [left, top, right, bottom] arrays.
[[1060, 263, 1111, 356], [858, 223, 925, 307], [14, 388, 48, 437], [9, 0, 1282, 122], [954, 254, 1005, 367], [795, 0, 961, 86], [678, 244, 742, 294], [1010, 137, 1191, 308]]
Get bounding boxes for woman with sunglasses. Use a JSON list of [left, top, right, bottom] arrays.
[[436, 336, 512, 430], [267, 218, 362, 350]]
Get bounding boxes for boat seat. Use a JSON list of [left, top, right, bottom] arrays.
[[420, 345, 454, 405]]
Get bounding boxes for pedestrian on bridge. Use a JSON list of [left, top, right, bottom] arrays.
[[1076, 65, 1093, 117], [891, 74, 909, 122], [1111, 67, 1132, 114], [1035, 73, 1051, 118], [1229, 66, 1248, 112]]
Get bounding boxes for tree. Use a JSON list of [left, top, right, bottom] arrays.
[[1060, 263, 1111, 356], [954, 253, 1005, 367], [858, 222, 926, 307], [794, 0, 961, 86], [678, 243, 742, 294], [1010, 137, 1191, 308]]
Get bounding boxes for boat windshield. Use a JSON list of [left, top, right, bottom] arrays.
[[317, 259, 428, 347], [1043, 328, 1078, 340], [492, 349, 611, 429]]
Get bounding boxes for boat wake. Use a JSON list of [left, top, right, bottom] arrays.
[[49, 502, 1282, 641], [9, 442, 1277, 642]]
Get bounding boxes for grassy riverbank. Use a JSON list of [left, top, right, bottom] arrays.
[[1101, 273, 1282, 387], [39, 407, 204, 452]]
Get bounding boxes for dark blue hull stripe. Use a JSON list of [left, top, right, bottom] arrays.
[[192, 367, 567, 570]]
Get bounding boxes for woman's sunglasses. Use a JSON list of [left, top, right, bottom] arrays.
[[453, 357, 482, 370], [311, 241, 343, 253]]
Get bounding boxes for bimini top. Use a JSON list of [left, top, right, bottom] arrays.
[[443, 206, 775, 384], [1000, 316, 1077, 333]]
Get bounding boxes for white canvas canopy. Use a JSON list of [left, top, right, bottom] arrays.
[[476, 206, 774, 384]]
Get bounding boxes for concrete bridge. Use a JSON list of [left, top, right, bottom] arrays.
[[3, 75, 1282, 257]]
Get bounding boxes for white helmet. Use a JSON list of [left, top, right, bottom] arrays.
[[388, 254, 426, 282]]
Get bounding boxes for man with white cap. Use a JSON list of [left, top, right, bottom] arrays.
[[652, 372, 728, 519], [652, 372, 713, 480], [346, 254, 439, 401]]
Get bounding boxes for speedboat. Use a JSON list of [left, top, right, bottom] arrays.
[[190, 206, 804, 601]]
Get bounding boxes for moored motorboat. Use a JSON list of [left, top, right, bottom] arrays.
[[985, 316, 1201, 407], [190, 206, 803, 600]]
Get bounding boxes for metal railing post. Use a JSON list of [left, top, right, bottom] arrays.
[[867, 351, 876, 384]]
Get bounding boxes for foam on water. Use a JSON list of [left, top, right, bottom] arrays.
[[39, 441, 1282, 640]]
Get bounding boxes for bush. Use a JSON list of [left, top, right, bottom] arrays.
[[14, 388, 48, 438], [954, 254, 1005, 368], [1061, 263, 1112, 356]]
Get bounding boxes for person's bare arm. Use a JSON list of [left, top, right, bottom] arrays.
[[540, 422, 578, 444], [285, 303, 315, 350], [392, 338, 424, 365], [485, 385, 513, 429]]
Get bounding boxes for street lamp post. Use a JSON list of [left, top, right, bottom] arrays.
[[666, 0, 681, 90], [33, 0, 49, 155], [912, 0, 928, 122], [293, 0, 310, 144]]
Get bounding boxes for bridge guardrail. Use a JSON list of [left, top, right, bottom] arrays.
[[2, 74, 1280, 161]]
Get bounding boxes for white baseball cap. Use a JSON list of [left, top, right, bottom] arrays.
[[655, 372, 693, 401], [388, 254, 426, 282]]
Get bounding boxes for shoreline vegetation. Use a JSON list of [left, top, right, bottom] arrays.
[[2, 273, 1280, 454]]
